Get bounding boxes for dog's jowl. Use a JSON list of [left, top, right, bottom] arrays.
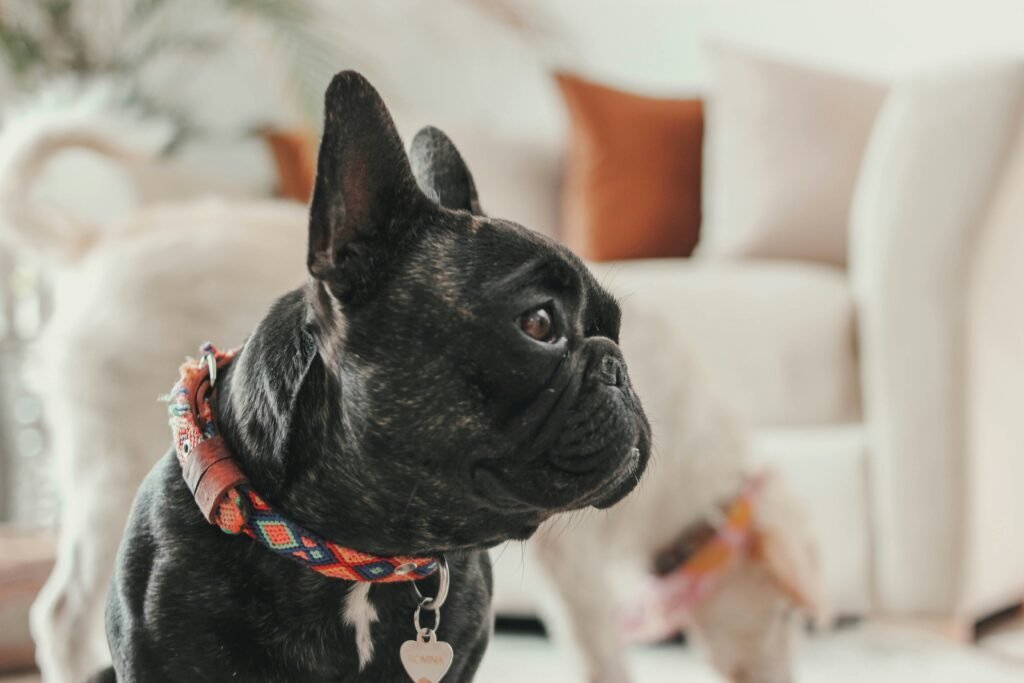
[[100, 71, 650, 683]]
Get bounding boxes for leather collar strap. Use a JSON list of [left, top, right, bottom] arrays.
[[167, 343, 439, 583]]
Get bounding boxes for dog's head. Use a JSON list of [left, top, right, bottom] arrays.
[[285, 72, 649, 552]]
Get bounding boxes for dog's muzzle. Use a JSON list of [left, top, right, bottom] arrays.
[[546, 340, 641, 475]]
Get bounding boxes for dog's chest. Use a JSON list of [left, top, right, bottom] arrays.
[[342, 583, 379, 670], [248, 584, 407, 682]]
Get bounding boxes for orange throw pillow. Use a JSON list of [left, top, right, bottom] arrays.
[[261, 128, 317, 203], [556, 73, 704, 261]]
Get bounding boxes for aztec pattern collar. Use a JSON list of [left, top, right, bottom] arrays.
[[167, 343, 439, 583], [621, 474, 766, 643]]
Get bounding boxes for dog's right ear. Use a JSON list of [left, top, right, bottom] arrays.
[[409, 126, 483, 215], [307, 71, 428, 302]]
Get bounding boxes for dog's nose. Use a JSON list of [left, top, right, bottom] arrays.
[[598, 355, 625, 387]]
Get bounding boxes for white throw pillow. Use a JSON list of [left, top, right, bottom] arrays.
[[698, 43, 887, 266], [439, 126, 563, 238]]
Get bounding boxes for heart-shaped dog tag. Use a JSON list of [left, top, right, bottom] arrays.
[[400, 630, 454, 683]]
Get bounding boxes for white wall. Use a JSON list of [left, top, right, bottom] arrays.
[[169, 0, 1024, 149], [537, 0, 1024, 87], [23, 0, 1024, 223], [319, 0, 1022, 121]]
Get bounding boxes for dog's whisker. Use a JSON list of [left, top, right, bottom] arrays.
[[400, 480, 423, 525]]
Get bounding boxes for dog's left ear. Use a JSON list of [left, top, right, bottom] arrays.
[[307, 71, 429, 301], [409, 126, 483, 215]]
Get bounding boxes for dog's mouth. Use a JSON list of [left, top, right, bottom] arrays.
[[472, 439, 646, 514], [589, 445, 646, 509], [476, 347, 651, 517]]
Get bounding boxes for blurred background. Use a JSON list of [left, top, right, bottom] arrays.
[[1, 1, 1023, 681]]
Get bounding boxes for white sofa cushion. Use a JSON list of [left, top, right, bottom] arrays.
[[750, 425, 870, 615], [446, 126, 563, 238], [698, 43, 886, 266], [591, 259, 860, 427]]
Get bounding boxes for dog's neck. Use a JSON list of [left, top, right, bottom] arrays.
[[212, 290, 310, 483], [212, 289, 415, 556]]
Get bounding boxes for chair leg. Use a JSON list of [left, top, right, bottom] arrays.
[[871, 615, 975, 643]]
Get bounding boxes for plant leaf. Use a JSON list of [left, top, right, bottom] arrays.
[[0, 23, 46, 79]]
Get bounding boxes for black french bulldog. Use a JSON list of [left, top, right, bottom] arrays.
[[98, 71, 650, 682]]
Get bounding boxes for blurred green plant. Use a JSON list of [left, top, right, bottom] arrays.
[[0, 0, 549, 149], [0, 0, 338, 147]]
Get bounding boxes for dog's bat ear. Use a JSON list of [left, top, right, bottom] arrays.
[[409, 126, 483, 215], [307, 71, 429, 299]]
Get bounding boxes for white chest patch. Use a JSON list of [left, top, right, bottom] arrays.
[[342, 583, 379, 670]]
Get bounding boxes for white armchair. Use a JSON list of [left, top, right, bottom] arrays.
[[849, 60, 1024, 622]]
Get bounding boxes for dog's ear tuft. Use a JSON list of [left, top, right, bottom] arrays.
[[409, 126, 483, 215], [307, 71, 428, 300]]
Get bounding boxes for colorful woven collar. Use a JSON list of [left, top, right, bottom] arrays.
[[166, 342, 439, 583], [622, 474, 766, 643]]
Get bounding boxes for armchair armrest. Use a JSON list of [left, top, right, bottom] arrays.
[[849, 60, 1024, 617]]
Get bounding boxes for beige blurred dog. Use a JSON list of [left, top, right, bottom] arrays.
[[0, 86, 311, 682], [3, 90, 820, 683], [529, 311, 824, 682]]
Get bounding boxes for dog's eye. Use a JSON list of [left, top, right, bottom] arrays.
[[519, 306, 556, 343]]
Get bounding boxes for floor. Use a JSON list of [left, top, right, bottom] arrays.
[[4, 620, 1022, 683], [980, 610, 1024, 666], [476, 622, 1024, 682]]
